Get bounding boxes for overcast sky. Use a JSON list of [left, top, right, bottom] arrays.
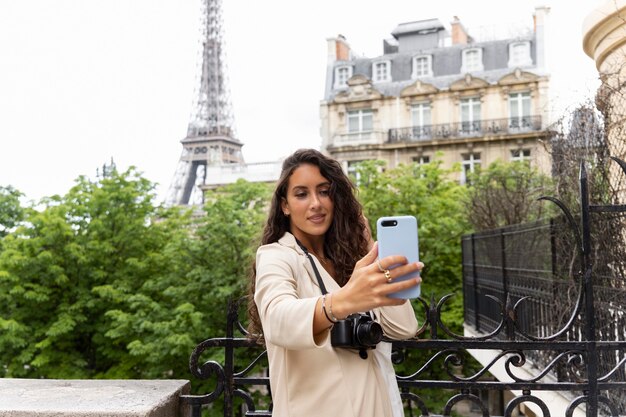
[[0, 0, 605, 203]]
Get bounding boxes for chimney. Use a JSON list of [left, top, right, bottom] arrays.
[[533, 6, 550, 71], [327, 34, 352, 62], [451, 16, 469, 45]]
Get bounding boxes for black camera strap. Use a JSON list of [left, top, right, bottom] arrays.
[[295, 237, 374, 360], [295, 238, 328, 295]]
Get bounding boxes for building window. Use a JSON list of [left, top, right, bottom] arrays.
[[411, 102, 432, 139], [334, 66, 353, 88], [509, 92, 531, 130], [347, 109, 373, 133], [347, 160, 363, 183], [412, 103, 432, 126], [412, 55, 433, 78], [508, 41, 532, 68], [461, 153, 481, 185], [461, 48, 484, 73], [460, 97, 481, 134], [412, 155, 431, 165], [412, 155, 430, 178], [372, 61, 391, 83], [511, 149, 531, 164]]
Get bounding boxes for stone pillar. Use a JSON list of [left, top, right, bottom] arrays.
[[583, 0, 626, 75], [583, 0, 626, 195]]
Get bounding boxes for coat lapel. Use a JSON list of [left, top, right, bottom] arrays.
[[278, 232, 339, 293]]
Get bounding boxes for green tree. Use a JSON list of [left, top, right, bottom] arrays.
[[101, 179, 271, 383], [0, 167, 271, 402], [0, 186, 24, 238], [465, 160, 555, 231], [0, 166, 187, 378], [194, 179, 271, 308]]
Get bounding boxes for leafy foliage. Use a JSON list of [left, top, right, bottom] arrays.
[[0, 168, 172, 377], [464, 160, 555, 231], [0, 168, 270, 383], [103, 179, 271, 382], [0, 186, 24, 238]]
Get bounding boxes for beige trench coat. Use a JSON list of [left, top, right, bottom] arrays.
[[254, 232, 419, 417]]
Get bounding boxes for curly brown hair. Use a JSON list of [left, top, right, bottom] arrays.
[[247, 149, 370, 341]]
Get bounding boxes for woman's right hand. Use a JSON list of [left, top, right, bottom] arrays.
[[329, 242, 423, 319]]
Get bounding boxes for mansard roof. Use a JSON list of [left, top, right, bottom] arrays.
[[325, 32, 544, 102]]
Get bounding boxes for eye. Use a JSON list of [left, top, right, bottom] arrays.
[[319, 189, 330, 196], [294, 192, 307, 199]]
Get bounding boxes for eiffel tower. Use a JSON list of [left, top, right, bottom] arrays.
[[166, 0, 243, 206]]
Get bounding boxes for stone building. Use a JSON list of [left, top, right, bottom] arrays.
[[320, 8, 552, 183]]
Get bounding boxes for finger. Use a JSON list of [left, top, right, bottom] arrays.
[[379, 254, 409, 270], [382, 262, 424, 285], [383, 275, 421, 295], [386, 262, 423, 278], [354, 241, 379, 269], [383, 269, 392, 283]]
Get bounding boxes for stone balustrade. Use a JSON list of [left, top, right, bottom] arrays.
[[0, 379, 190, 417]]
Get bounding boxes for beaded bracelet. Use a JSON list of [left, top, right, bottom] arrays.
[[321, 294, 338, 323]]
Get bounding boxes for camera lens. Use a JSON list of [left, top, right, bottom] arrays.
[[355, 321, 383, 347]]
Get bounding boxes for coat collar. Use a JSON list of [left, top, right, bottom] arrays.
[[277, 231, 303, 254], [277, 232, 340, 293]]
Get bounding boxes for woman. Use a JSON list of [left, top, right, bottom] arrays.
[[248, 149, 422, 417]]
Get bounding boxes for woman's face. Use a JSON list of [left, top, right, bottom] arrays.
[[281, 163, 334, 242]]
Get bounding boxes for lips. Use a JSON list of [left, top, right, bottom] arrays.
[[308, 214, 326, 224]]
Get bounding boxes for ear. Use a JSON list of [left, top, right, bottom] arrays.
[[281, 197, 289, 216]]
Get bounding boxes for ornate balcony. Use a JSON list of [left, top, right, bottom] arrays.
[[388, 116, 543, 143]]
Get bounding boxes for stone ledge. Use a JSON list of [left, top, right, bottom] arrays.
[[0, 379, 190, 417]]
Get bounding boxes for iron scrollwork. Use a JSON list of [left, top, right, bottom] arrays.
[[183, 158, 626, 416]]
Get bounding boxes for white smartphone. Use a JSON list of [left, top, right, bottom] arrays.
[[376, 215, 421, 299]]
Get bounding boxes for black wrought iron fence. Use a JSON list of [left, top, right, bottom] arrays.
[[181, 158, 626, 417]]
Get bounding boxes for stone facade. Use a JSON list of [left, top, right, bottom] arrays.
[[321, 8, 553, 183]]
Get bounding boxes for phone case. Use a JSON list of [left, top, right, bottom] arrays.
[[376, 215, 421, 299]]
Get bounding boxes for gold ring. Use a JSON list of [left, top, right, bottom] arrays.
[[376, 259, 385, 272], [384, 269, 392, 282]]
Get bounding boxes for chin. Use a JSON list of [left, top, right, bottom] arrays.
[[305, 224, 331, 236]]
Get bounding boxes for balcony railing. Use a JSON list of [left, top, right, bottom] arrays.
[[388, 116, 543, 143], [462, 157, 626, 416]]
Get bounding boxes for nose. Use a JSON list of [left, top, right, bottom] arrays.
[[310, 193, 321, 209]]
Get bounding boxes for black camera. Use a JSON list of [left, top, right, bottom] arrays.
[[331, 313, 383, 350]]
